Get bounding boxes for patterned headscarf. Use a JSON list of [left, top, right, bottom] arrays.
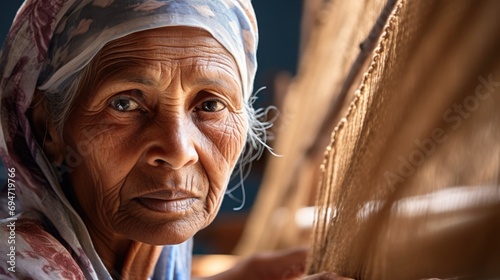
[[0, 0, 257, 279]]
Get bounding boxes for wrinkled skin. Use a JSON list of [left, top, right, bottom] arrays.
[[39, 27, 247, 271]]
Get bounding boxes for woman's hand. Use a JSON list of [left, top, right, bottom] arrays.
[[300, 272, 354, 280], [240, 247, 308, 279], [195, 247, 306, 280], [195, 247, 354, 280]]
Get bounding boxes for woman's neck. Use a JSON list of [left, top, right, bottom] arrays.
[[86, 221, 163, 279], [86, 224, 129, 275]]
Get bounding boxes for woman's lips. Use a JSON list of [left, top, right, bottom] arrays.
[[137, 197, 196, 212], [136, 190, 198, 213]]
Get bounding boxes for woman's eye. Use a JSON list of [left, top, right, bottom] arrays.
[[197, 100, 226, 112], [110, 97, 140, 112]]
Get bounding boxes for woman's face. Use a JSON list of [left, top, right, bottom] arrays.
[[58, 27, 247, 245]]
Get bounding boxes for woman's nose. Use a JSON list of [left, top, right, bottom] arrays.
[[144, 120, 199, 170]]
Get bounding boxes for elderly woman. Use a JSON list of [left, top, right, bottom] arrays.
[[0, 0, 349, 279]]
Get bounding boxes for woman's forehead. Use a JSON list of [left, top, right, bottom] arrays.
[[93, 27, 241, 86], [102, 27, 232, 57]]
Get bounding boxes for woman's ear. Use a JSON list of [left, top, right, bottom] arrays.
[[29, 90, 65, 165]]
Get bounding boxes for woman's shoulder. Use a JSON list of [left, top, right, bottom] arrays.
[[0, 211, 86, 280]]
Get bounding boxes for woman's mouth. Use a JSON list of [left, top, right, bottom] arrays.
[[136, 190, 198, 213]]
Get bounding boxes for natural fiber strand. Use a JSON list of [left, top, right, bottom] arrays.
[[308, 0, 500, 279]]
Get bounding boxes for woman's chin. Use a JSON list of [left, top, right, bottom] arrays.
[[116, 199, 208, 245]]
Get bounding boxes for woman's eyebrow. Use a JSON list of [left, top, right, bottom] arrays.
[[196, 77, 224, 87], [195, 77, 240, 92], [113, 76, 157, 87], [94, 75, 156, 101]]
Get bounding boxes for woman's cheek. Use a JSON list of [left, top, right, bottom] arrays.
[[70, 143, 119, 201], [65, 122, 130, 222], [200, 112, 247, 222], [209, 112, 248, 164], [203, 181, 227, 228]]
